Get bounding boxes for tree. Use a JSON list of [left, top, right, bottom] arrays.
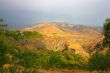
[[0, 18, 7, 30], [0, 18, 3, 22], [103, 18, 110, 48]]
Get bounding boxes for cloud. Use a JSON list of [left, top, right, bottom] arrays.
[[0, 0, 110, 26], [0, 0, 106, 11]]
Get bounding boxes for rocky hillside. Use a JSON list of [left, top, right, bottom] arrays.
[[23, 22, 103, 58], [0, 22, 108, 73], [24, 23, 71, 37]]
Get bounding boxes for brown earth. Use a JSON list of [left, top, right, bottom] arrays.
[[36, 68, 110, 73], [23, 23, 103, 57]]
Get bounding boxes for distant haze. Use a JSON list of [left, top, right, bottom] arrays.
[[0, 0, 110, 28]]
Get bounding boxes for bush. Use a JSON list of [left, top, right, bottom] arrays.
[[15, 50, 86, 69], [23, 31, 42, 39], [60, 51, 86, 69], [103, 18, 110, 48], [0, 30, 86, 72], [0, 34, 18, 67], [1, 30, 42, 41], [88, 52, 110, 71], [48, 51, 64, 68]]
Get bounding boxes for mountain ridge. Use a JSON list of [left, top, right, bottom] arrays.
[[23, 22, 103, 50]]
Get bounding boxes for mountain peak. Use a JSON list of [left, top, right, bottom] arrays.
[[24, 23, 70, 36]]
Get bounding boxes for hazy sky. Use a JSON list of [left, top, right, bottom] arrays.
[[0, 0, 110, 27]]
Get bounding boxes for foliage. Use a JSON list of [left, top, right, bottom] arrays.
[[0, 34, 18, 67], [86, 18, 110, 71], [61, 51, 85, 68], [0, 18, 7, 29], [0, 18, 3, 21], [103, 18, 110, 48], [0, 30, 42, 67], [88, 52, 110, 71], [4, 30, 42, 41], [0, 29, 86, 73], [2, 17, 110, 73], [15, 50, 86, 69]]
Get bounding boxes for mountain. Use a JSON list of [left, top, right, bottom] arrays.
[[23, 22, 103, 47], [24, 23, 72, 37], [23, 22, 103, 58], [53, 22, 102, 35]]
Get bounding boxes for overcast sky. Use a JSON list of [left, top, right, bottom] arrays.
[[0, 0, 110, 27]]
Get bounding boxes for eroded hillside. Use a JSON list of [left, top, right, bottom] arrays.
[[0, 22, 108, 73], [23, 23, 103, 58]]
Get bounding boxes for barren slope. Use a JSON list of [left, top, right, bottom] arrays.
[[23, 23, 103, 58], [24, 23, 71, 37]]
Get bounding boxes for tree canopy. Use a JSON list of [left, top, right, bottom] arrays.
[[103, 18, 110, 48]]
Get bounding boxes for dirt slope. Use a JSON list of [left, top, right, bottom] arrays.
[[24, 23, 71, 37], [23, 23, 103, 58]]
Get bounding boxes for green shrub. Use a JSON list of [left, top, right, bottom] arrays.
[[60, 51, 86, 69], [15, 50, 49, 68], [14, 50, 86, 69], [48, 52, 64, 68], [0, 30, 86, 71], [0, 34, 18, 66], [88, 52, 110, 71], [23, 31, 42, 39], [103, 18, 110, 48], [19, 52, 39, 68], [3, 30, 42, 41]]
